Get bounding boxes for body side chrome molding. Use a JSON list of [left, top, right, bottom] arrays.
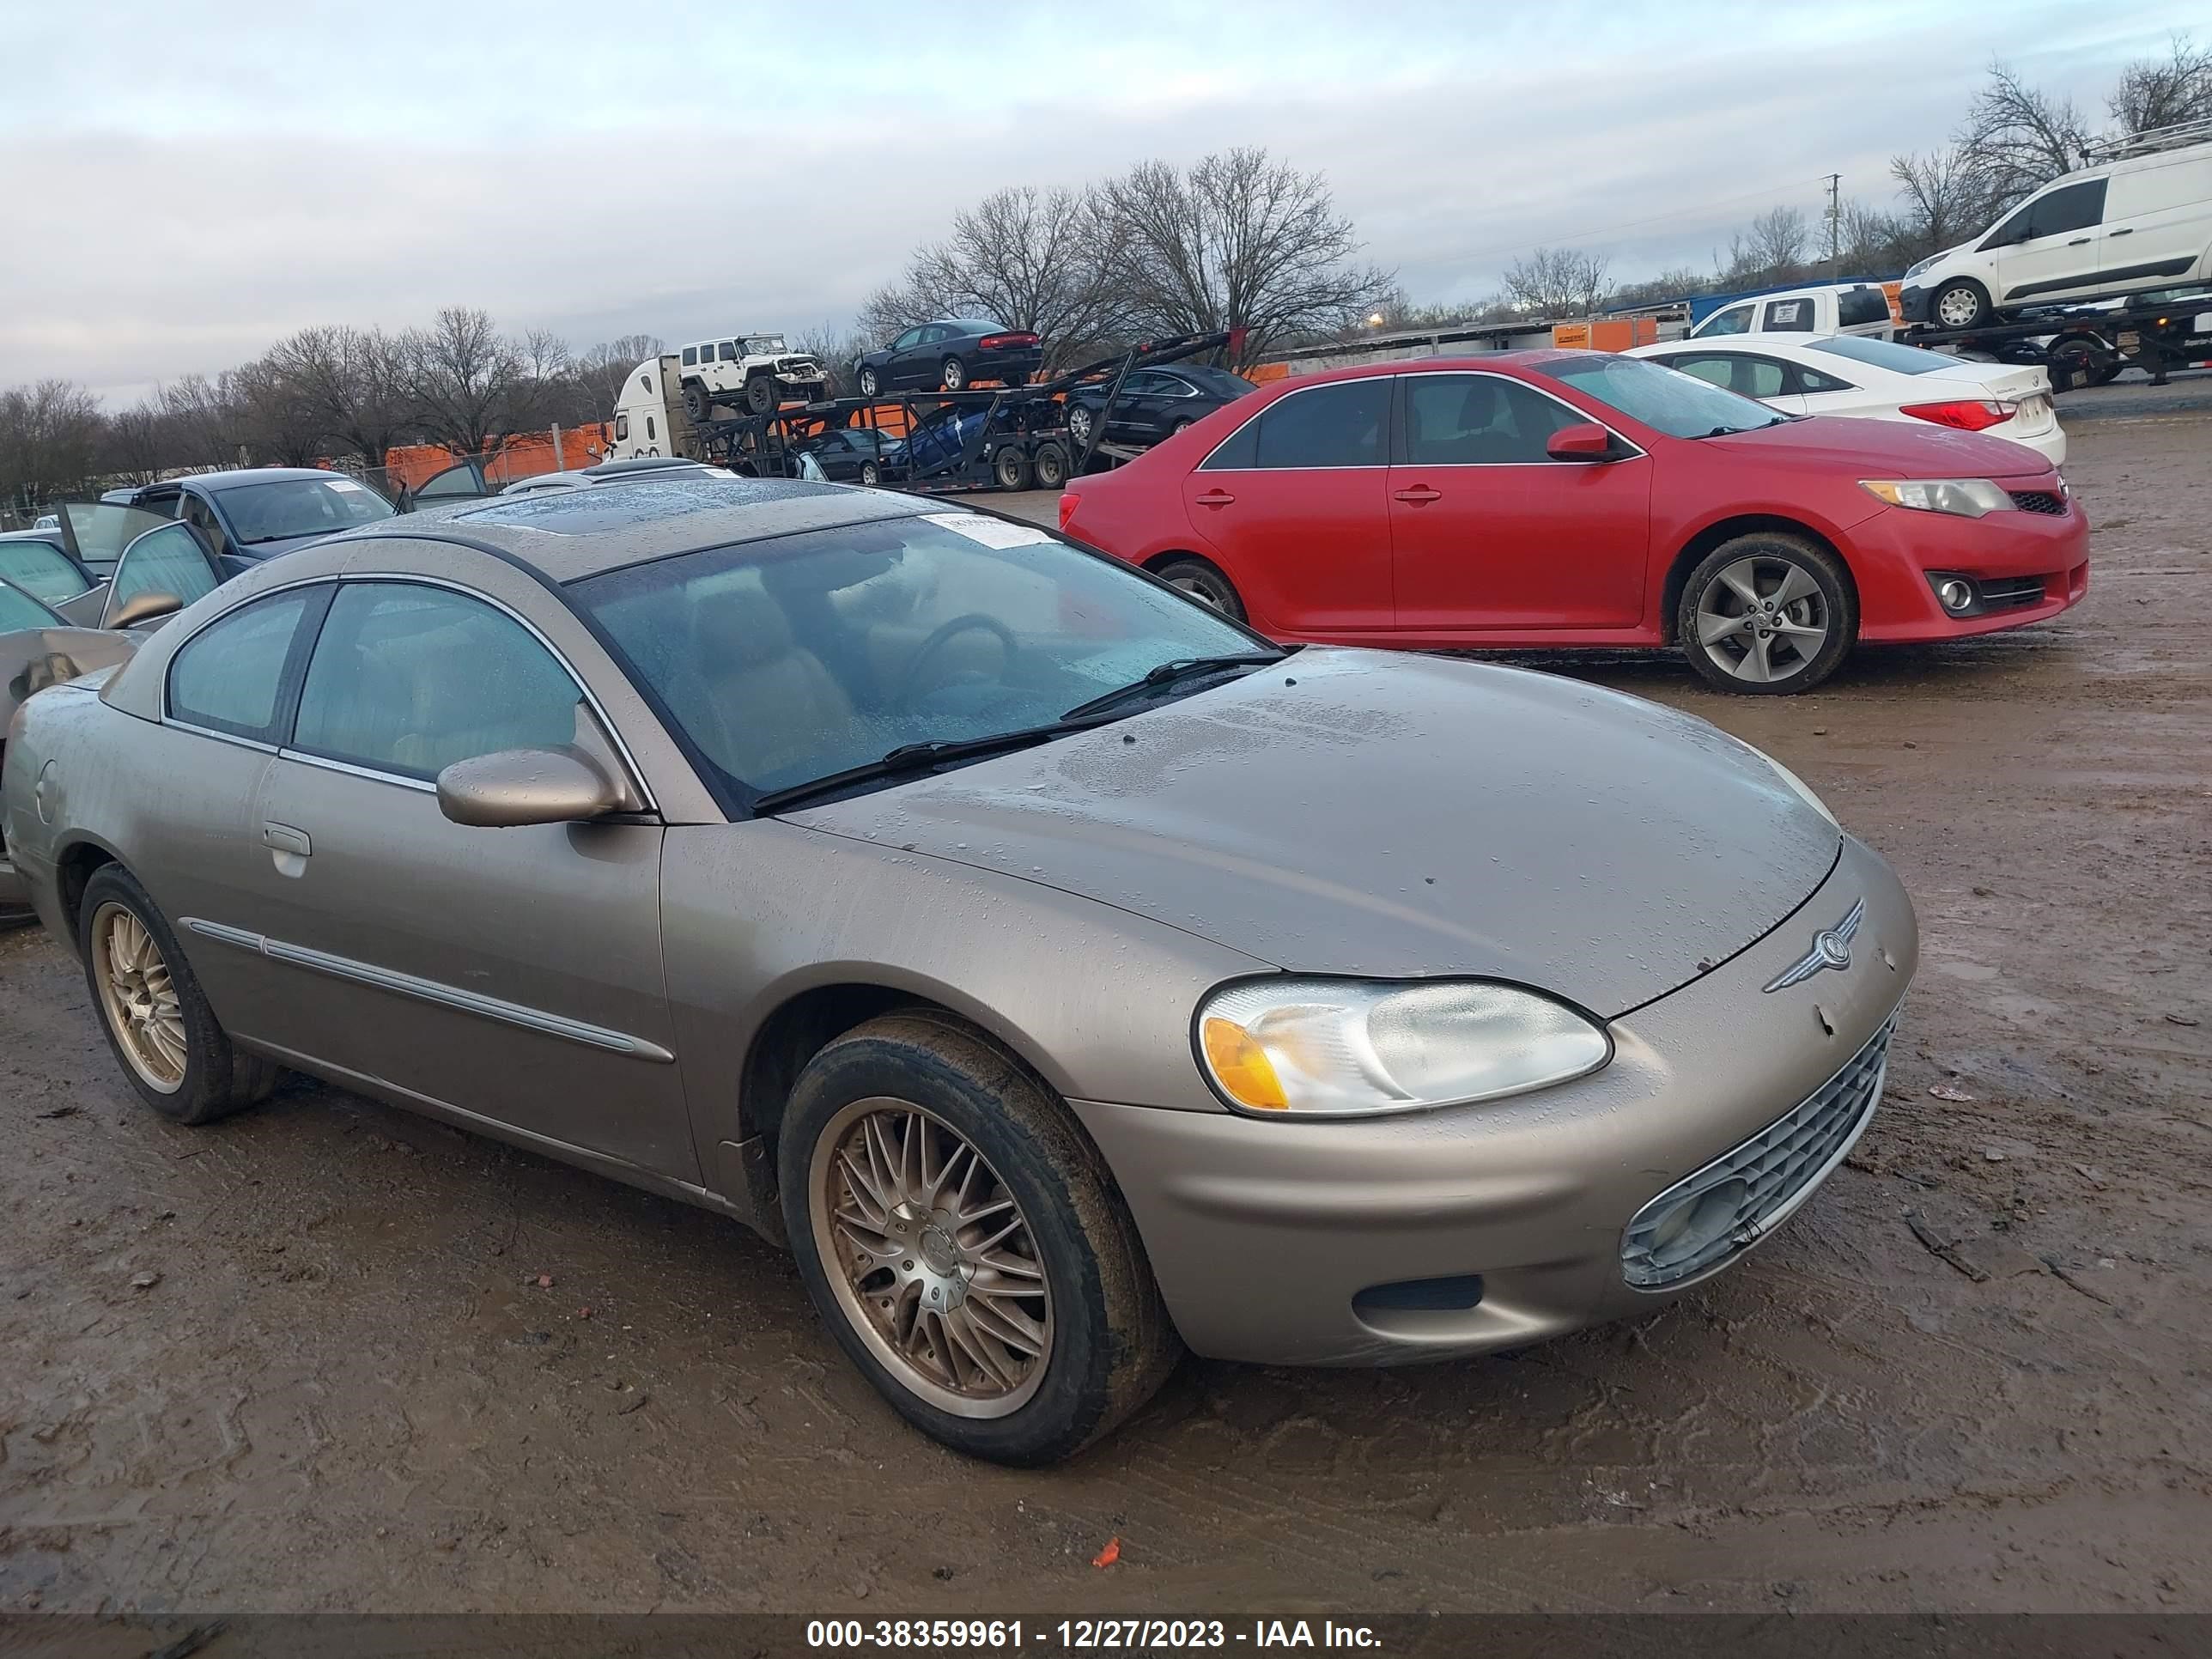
[[180, 917, 676, 1063]]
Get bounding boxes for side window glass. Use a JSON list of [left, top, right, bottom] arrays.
[[413, 463, 484, 501], [1761, 298, 1813, 331], [167, 589, 315, 740], [1401, 375, 1582, 465], [2028, 179, 2106, 239], [0, 539, 92, 603], [292, 583, 585, 781], [1984, 203, 2035, 248], [682, 347, 698, 367], [181, 494, 230, 556], [0, 580, 61, 629], [718, 342, 739, 362], [892, 327, 921, 350], [1253, 380, 1390, 468], [615, 413, 629, 441], [106, 524, 220, 623], [647, 415, 657, 441], [1703, 305, 1753, 337], [1796, 366, 1855, 393]]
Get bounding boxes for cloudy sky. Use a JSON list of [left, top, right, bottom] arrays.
[[3, 0, 2197, 402]]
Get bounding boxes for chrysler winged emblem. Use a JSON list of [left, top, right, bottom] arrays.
[[1762, 898, 1864, 993]]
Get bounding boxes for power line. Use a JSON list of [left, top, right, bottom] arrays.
[[1434, 174, 1835, 268]]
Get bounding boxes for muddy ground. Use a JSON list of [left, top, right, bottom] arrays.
[[3, 389, 2207, 1616]]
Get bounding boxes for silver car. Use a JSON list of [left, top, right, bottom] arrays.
[[1, 477, 1917, 1464]]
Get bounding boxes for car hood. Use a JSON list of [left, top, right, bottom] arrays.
[[787, 650, 1842, 1018], [1706, 414, 2057, 478]]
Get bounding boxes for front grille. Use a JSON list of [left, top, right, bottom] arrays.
[[1978, 574, 2049, 611], [1620, 1018, 1894, 1291], [2008, 490, 2066, 515]]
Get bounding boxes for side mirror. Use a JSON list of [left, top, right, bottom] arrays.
[[1547, 422, 1616, 462], [104, 589, 185, 631], [436, 746, 625, 828]]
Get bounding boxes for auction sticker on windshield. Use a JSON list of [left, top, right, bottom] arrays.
[[924, 514, 1054, 549]]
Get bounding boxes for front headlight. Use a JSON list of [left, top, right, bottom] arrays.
[[1195, 978, 1611, 1118], [1860, 477, 2012, 518], [1905, 254, 1937, 279]]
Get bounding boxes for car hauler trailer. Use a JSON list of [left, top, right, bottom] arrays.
[[1902, 289, 2212, 388], [611, 331, 1245, 492]]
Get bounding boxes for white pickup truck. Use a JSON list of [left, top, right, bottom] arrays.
[[1687, 282, 1899, 342]]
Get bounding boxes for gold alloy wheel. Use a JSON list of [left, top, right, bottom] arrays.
[[810, 1097, 1054, 1419], [91, 902, 186, 1094]]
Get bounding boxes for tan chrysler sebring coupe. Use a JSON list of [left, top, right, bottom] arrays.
[[1, 478, 1917, 1463]]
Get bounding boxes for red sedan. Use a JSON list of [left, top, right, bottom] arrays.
[[1059, 351, 2089, 693]]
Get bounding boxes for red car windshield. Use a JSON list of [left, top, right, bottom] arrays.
[[1542, 354, 1789, 439]]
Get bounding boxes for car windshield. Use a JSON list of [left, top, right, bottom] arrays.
[[212, 476, 395, 545], [570, 512, 1267, 800], [1543, 354, 1789, 437], [0, 579, 64, 631], [1804, 336, 1953, 375], [744, 337, 788, 354]]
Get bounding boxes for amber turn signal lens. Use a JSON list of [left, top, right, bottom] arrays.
[[1200, 1016, 1287, 1110]]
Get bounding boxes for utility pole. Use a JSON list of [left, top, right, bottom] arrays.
[[1825, 173, 1842, 281]]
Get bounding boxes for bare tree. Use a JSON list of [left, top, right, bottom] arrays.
[[2108, 31, 2212, 134], [576, 334, 665, 420], [1958, 61, 2094, 210], [158, 374, 248, 470], [103, 397, 172, 485], [402, 307, 531, 456], [789, 324, 872, 398], [0, 380, 107, 514], [862, 186, 1128, 368], [1498, 246, 1613, 317], [1099, 149, 1395, 366], [269, 325, 413, 467]]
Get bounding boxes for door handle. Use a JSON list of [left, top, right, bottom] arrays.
[[2106, 227, 2133, 236], [1193, 489, 1236, 507], [2067, 237, 2091, 246], [1393, 486, 1442, 505], [261, 822, 312, 858]]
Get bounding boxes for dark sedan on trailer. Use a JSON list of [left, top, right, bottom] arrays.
[[1064, 364, 1255, 449], [4, 477, 1915, 1465], [855, 320, 1043, 396]]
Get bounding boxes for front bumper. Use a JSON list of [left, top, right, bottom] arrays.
[[1899, 283, 1932, 325], [1071, 835, 1917, 1366], [1851, 488, 2090, 643]]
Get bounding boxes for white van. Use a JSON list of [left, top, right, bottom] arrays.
[[1901, 119, 2212, 331], [1689, 282, 1897, 341]]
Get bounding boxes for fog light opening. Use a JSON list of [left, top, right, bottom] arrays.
[[1642, 1177, 1750, 1277], [1936, 578, 1975, 613]]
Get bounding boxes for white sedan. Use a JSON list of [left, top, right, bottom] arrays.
[[1626, 334, 2065, 465]]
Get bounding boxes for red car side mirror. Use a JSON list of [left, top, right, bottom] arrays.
[[1547, 422, 1615, 461]]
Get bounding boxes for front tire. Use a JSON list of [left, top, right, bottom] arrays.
[[683, 381, 712, 422], [744, 375, 778, 416], [779, 1014, 1180, 1465], [78, 866, 277, 1125], [1064, 402, 1096, 446], [1677, 532, 1856, 694], [1152, 555, 1246, 622], [858, 366, 882, 399], [1931, 278, 1992, 331], [941, 356, 969, 392]]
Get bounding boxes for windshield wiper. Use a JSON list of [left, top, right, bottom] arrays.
[[1060, 653, 1285, 721], [751, 719, 1110, 814]]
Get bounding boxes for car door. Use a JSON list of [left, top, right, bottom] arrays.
[[1109, 372, 1176, 441], [881, 325, 924, 387], [240, 576, 694, 1177], [100, 521, 226, 626], [1388, 371, 1652, 634], [53, 498, 173, 578], [1988, 178, 2109, 307], [1178, 376, 1395, 635], [2100, 154, 2212, 289], [1654, 351, 1808, 416], [0, 534, 102, 621]]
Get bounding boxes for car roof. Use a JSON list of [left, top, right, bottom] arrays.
[[1263, 349, 1583, 389], [151, 467, 347, 492], [326, 476, 937, 585]]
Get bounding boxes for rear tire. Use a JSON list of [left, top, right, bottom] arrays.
[[1676, 532, 1856, 695], [1930, 278, 1992, 331], [78, 866, 278, 1126], [859, 459, 883, 487], [778, 1013, 1181, 1465], [994, 448, 1032, 490], [1030, 442, 1068, 491], [1152, 555, 1245, 622]]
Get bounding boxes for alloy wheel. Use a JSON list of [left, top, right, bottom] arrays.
[[1066, 404, 1093, 443], [810, 1097, 1054, 1419], [1936, 287, 1981, 328], [1693, 556, 1830, 685], [92, 902, 185, 1094]]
